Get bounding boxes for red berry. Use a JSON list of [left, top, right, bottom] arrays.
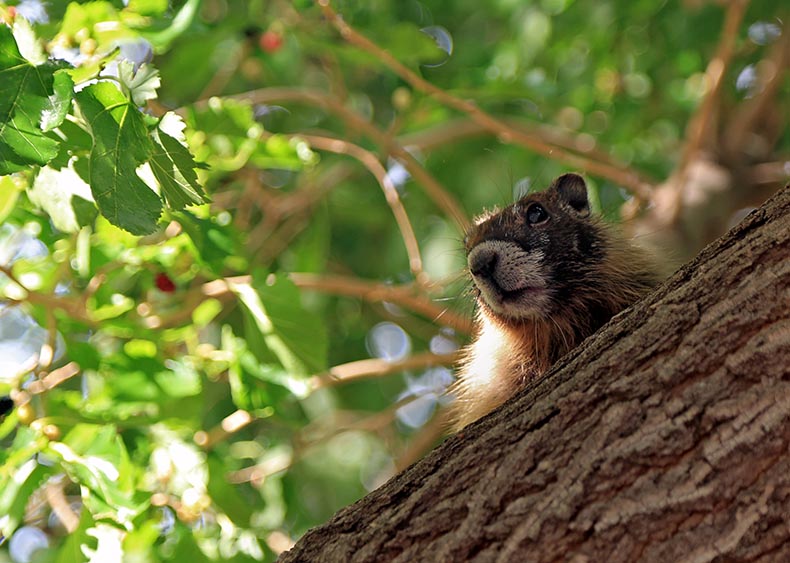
[[259, 30, 283, 53], [155, 273, 176, 293]]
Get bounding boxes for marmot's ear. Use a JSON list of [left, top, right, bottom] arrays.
[[550, 173, 590, 216]]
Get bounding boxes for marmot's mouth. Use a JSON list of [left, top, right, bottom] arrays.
[[476, 281, 548, 316], [467, 239, 550, 318]]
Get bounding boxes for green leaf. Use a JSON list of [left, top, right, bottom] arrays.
[[59, 2, 125, 43], [150, 119, 207, 210], [231, 273, 328, 377], [0, 26, 71, 173], [0, 174, 25, 223], [154, 360, 202, 398], [75, 82, 162, 235], [141, 0, 202, 52], [72, 195, 99, 227], [117, 60, 160, 106], [207, 454, 254, 527], [29, 162, 95, 233], [121, 519, 160, 561], [50, 424, 145, 525], [126, 0, 169, 17], [42, 71, 75, 132], [65, 47, 120, 85], [0, 462, 55, 538], [176, 209, 242, 274], [54, 508, 97, 563], [192, 298, 222, 327]]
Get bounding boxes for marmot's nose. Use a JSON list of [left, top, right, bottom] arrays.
[[468, 246, 499, 279]]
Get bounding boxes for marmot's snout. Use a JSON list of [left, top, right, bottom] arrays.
[[467, 240, 549, 320], [468, 241, 544, 293], [468, 245, 498, 280]]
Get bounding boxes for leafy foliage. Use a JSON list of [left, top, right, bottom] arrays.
[[0, 0, 787, 561], [0, 25, 70, 173]]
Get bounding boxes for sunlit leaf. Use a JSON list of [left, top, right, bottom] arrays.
[[0, 175, 25, 223], [50, 424, 145, 525], [150, 124, 208, 210], [74, 82, 162, 235], [207, 454, 254, 527], [29, 162, 95, 233], [116, 60, 160, 106], [0, 462, 55, 538], [54, 509, 97, 563], [0, 26, 71, 173], [231, 273, 327, 377], [154, 360, 202, 398]]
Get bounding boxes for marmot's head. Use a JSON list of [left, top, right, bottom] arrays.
[[464, 173, 605, 321]]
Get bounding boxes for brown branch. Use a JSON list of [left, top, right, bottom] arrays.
[[45, 477, 80, 533], [398, 117, 647, 183], [309, 351, 459, 390], [681, 0, 750, 167], [725, 25, 790, 156], [1, 266, 95, 326], [289, 132, 426, 282], [749, 160, 790, 185], [219, 87, 470, 231], [317, 1, 654, 200], [226, 450, 293, 485], [201, 273, 472, 334], [289, 273, 472, 334], [193, 409, 254, 451], [14, 362, 81, 407]]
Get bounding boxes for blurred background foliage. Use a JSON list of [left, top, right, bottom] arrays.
[[0, 0, 787, 561]]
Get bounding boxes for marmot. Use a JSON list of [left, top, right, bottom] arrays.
[[450, 173, 661, 430]]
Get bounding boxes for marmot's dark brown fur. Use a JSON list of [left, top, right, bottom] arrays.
[[450, 173, 662, 430]]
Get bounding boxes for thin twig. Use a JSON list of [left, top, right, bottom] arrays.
[[317, 1, 654, 200], [289, 273, 472, 334], [309, 351, 459, 390], [45, 477, 80, 533], [292, 132, 426, 281], [1, 266, 94, 326], [194, 409, 254, 450], [681, 0, 750, 168], [215, 87, 470, 231], [201, 273, 473, 334], [399, 117, 650, 184], [14, 362, 81, 407], [749, 160, 790, 185], [725, 26, 790, 156]]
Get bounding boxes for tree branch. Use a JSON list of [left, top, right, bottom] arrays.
[[317, 1, 655, 200], [309, 351, 459, 390], [202, 274, 473, 334], [214, 87, 470, 231], [681, 0, 750, 168], [281, 184, 790, 562], [288, 132, 427, 282]]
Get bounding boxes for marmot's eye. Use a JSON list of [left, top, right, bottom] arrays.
[[526, 203, 549, 225]]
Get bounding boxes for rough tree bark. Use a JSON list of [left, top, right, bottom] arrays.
[[281, 185, 790, 563]]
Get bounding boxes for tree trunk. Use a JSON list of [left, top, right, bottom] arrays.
[[280, 185, 790, 563]]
